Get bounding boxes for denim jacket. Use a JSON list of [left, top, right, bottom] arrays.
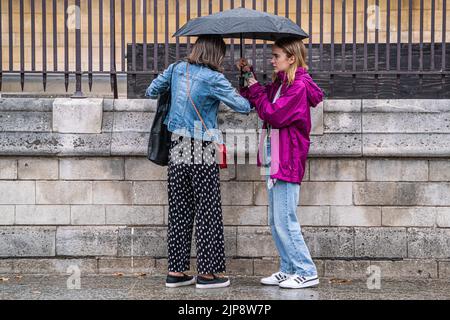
[[145, 60, 251, 144]]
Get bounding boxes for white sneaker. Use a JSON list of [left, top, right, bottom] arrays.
[[279, 275, 319, 289], [260, 272, 293, 286]]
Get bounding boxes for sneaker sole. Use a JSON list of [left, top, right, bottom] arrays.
[[260, 279, 282, 286], [280, 279, 320, 289], [195, 279, 231, 289], [165, 278, 196, 288]]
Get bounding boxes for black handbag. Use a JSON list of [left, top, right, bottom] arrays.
[[147, 61, 181, 166]]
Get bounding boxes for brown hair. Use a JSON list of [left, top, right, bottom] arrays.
[[187, 35, 227, 72], [272, 37, 308, 85]]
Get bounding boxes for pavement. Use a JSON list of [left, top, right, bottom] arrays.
[[1, 275, 450, 300]]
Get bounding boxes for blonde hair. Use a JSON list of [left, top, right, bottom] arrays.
[[187, 35, 226, 72], [272, 37, 308, 85]]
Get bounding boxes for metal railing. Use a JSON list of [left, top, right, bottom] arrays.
[[0, 0, 448, 98]]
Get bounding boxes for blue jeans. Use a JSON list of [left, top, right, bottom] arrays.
[[267, 178, 318, 277]]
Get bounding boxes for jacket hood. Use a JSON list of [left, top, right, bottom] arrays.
[[276, 67, 324, 108]]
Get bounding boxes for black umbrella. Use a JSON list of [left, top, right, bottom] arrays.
[[173, 7, 309, 42], [173, 7, 309, 85]]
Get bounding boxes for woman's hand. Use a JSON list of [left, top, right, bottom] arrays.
[[236, 58, 258, 87], [247, 77, 258, 87], [236, 58, 251, 73]]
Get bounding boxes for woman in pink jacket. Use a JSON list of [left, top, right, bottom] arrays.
[[238, 36, 324, 289]]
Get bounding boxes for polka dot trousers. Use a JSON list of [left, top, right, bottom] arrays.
[[167, 135, 226, 274]]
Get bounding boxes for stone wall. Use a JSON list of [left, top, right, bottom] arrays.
[[0, 97, 449, 279]]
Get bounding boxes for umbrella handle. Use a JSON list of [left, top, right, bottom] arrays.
[[239, 33, 245, 88], [239, 65, 245, 88], [239, 76, 245, 88]]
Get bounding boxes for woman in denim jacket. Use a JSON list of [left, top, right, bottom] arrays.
[[146, 35, 251, 289]]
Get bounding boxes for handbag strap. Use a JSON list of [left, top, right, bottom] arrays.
[[186, 63, 217, 143]]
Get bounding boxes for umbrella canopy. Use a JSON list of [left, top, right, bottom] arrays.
[[173, 7, 309, 41]]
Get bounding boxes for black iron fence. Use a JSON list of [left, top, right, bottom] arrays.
[[0, 0, 449, 99]]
